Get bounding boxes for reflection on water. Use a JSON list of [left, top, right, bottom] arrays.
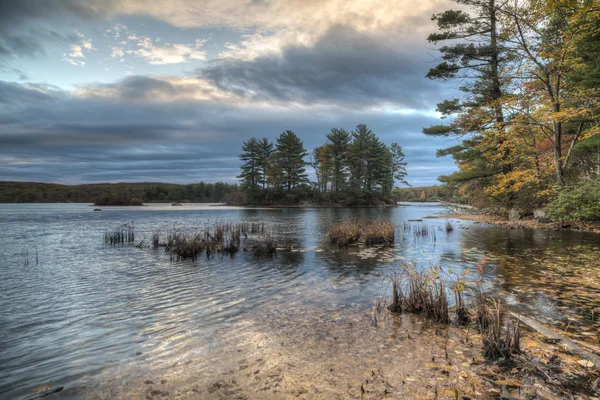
[[0, 202, 599, 398]]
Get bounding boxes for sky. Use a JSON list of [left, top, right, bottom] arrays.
[[0, 0, 459, 186]]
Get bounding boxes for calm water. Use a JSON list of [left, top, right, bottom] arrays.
[[0, 203, 599, 398]]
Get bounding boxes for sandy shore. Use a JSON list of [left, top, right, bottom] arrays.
[[437, 213, 600, 234]]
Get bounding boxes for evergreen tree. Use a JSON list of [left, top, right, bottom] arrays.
[[325, 128, 351, 193], [423, 0, 510, 186], [257, 137, 274, 189], [274, 130, 308, 191], [390, 143, 408, 186], [237, 137, 261, 197], [348, 124, 385, 192]]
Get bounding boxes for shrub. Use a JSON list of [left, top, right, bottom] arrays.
[[223, 191, 245, 206], [546, 178, 600, 221]]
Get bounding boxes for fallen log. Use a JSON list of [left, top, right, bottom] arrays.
[[509, 311, 600, 370]]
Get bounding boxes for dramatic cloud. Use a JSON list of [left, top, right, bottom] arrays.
[[0, 0, 458, 185], [0, 0, 110, 63], [0, 79, 455, 184], [201, 25, 446, 110]]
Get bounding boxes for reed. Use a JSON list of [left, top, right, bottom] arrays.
[[251, 234, 277, 256], [475, 292, 520, 360], [327, 219, 361, 246], [386, 263, 449, 324], [363, 219, 395, 245], [105, 223, 135, 244], [383, 260, 520, 361], [104, 220, 284, 260], [328, 218, 394, 247], [151, 231, 160, 248]]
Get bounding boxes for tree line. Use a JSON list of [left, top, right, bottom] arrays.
[[0, 181, 238, 204], [237, 124, 408, 205], [425, 0, 600, 220]]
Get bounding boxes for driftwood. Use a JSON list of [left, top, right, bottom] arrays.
[[509, 311, 600, 369], [29, 386, 64, 399]]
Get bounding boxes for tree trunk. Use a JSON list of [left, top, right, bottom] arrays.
[[552, 78, 564, 186], [489, 0, 504, 125]]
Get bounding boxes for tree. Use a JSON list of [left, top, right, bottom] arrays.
[[325, 128, 352, 193], [237, 137, 262, 196], [311, 145, 332, 193], [257, 137, 274, 189], [348, 124, 396, 194], [274, 130, 308, 191], [390, 143, 409, 186], [423, 0, 511, 189], [501, 0, 600, 186]]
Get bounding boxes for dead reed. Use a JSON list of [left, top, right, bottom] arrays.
[[475, 292, 521, 360], [110, 220, 277, 260], [328, 218, 394, 247], [399, 263, 449, 323], [384, 261, 521, 361], [105, 223, 135, 244], [251, 234, 277, 256]]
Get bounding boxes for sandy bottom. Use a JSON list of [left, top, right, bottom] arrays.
[[81, 303, 599, 400]]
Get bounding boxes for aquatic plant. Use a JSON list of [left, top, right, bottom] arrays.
[[251, 234, 277, 256], [328, 218, 394, 247], [475, 290, 520, 360], [105, 223, 135, 244], [151, 231, 160, 249], [385, 262, 449, 324], [384, 260, 520, 360], [107, 221, 279, 260]]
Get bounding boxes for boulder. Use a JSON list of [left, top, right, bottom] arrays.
[[509, 208, 521, 221], [533, 209, 547, 221]]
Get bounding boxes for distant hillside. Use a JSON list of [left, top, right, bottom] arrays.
[[0, 181, 239, 204], [393, 186, 455, 202]]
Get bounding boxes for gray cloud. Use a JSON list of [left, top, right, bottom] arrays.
[[200, 25, 446, 110], [0, 79, 456, 185], [0, 0, 111, 63]]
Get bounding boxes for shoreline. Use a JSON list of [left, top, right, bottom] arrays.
[[439, 212, 600, 233]]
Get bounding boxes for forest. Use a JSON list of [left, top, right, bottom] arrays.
[[235, 124, 408, 206], [0, 181, 238, 205], [424, 0, 600, 221]]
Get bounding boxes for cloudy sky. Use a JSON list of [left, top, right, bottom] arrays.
[[0, 0, 459, 186]]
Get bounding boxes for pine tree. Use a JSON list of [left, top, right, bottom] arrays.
[[257, 137, 274, 189], [325, 128, 351, 193], [274, 130, 308, 191], [348, 124, 385, 192], [423, 0, 510, 185], [237, 137, 261, 198], [390, 143, 409, 186]]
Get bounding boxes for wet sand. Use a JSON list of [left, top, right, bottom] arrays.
[[83, 305, 599, 400]]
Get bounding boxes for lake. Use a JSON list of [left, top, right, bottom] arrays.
[[1, 202, 599, 398]]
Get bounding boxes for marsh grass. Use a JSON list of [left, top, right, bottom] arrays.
[[384, 263, 450, 324], [105, 223, 135, 244], [251, 234, 277, 256], [328, 218, 394, 247], [476, 292, 521, 360], [113, 220, 278, 260], [383, 260, 520, 361]]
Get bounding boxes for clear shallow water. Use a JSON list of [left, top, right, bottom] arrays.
[[0, 202, 599, 398]]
